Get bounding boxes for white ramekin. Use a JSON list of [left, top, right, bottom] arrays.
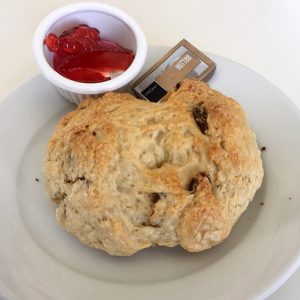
[[32, 2, 147, 105]]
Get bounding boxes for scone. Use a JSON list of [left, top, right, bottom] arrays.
[[44, 79, 263, 256]]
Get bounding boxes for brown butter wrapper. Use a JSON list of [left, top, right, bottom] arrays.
[[132, 39, 216, 102], [156, 51, 200, 91]]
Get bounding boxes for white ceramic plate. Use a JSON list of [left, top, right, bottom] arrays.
[[0, 46, 299, 300]]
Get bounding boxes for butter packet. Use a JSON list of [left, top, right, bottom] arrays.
[[132, 39, 216, 102]]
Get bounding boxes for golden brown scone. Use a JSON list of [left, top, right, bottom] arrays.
[[43, 79, 263, 256]]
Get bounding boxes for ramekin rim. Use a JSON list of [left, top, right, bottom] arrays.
[[32, 2, 147, 94]]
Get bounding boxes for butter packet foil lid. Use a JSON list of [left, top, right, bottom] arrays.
[[132, 39, 216, 102]]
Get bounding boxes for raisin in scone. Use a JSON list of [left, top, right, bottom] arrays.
[[44, 79, 263, 256]]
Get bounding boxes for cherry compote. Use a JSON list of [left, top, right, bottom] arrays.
[[44, 24, 134, 83]]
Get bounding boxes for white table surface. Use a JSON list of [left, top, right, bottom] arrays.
[[0, 0, 299, 299]]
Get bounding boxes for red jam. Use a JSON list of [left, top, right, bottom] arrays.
[[43, 24, 134, 83]]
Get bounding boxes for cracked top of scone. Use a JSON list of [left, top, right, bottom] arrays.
[[43, 79, 263, 256]]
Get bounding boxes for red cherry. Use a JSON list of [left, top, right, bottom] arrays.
[[55, 51, 134, 72], [58, 68, 110, 83], [43, 33, 58, 52]]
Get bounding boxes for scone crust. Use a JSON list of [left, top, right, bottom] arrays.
[[44, 79, 263, 256]]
